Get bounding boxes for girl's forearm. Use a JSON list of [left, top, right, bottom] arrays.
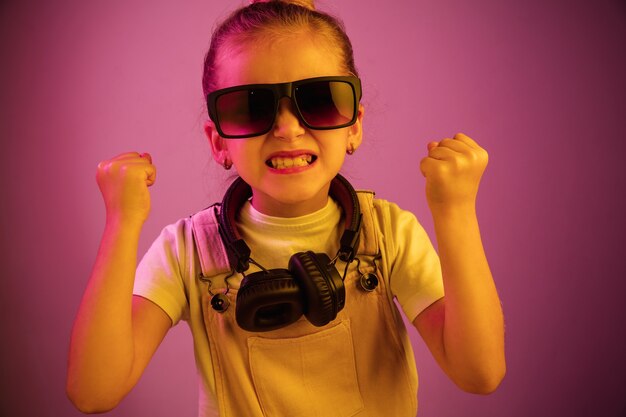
[[431, 205, 505, 392], [67, 218, 142, 412]]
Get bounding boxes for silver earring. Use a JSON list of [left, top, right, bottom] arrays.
[[223, 158, 233, 170], [347, 144, 355, 155]]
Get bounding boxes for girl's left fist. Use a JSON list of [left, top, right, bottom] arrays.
[[419, 133, 488, 209]]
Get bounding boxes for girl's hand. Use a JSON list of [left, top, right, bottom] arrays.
[[96, 152, 156, 226], [419, 133, 488, 211]]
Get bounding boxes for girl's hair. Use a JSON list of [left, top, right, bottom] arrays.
[[202, 0, 358, 97]]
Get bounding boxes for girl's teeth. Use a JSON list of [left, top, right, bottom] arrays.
[[269, 155, 313, 169]]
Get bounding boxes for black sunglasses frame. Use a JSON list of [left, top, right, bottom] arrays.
[[207, 76, 362, 139]]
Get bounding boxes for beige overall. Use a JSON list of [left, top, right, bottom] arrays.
[[191, 192, 419, 417]]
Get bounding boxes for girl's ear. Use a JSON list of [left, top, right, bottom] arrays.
[[204, 120, 229, 165], [347, 104, 365, 152]]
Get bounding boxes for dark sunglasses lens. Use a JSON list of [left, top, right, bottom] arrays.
[[295, 81, 355, 128], [216, 88, 275, 137]]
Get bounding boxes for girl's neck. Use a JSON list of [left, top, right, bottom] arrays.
[[250, 193, 330, 218]]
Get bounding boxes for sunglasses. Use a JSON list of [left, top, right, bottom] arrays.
[[207, 76, 362, 139]]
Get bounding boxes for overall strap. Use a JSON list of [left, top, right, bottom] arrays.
[[355, 191, 379, 257], [190, 204, 232, 277]]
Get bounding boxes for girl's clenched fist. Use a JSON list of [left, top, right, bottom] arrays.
[[419, 133, 488, 211], [96, 152, 156, 226]]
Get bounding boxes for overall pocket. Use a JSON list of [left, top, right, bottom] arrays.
[[248, 320, 364, 417]]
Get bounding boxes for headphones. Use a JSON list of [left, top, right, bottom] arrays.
[[216, 174, 362, 332]]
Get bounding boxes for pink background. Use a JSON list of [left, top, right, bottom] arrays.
[[1, 0, 625, 416]]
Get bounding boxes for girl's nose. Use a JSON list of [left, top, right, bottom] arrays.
[[272, 98, 305, 140]]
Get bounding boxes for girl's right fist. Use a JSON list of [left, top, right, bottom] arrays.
[[96, 152, 157, 226]]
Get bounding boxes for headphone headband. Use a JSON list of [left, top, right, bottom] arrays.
[[218, 174, 362, 272]]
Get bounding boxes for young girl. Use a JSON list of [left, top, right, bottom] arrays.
[[67, 1, 505, 416]]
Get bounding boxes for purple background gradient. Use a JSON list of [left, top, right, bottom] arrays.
[[1, 0, 625, 416]]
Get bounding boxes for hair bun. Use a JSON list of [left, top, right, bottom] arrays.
[[251, 0, 316, 11]]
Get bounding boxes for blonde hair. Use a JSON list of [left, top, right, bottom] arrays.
[[202, 0, 358, 96]]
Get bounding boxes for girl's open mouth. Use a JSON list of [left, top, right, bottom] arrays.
[[266, 154, 317, 170]]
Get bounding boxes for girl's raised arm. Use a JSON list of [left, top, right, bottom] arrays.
[[414, 133, 506, 394], [67, 153, 171, 413]]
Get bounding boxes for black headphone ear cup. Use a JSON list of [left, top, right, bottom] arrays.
[[236, 269, 304, 332], [288, 251, 345, 327]]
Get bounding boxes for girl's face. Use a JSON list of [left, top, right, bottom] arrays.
[[205, 33, 364, 217]]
